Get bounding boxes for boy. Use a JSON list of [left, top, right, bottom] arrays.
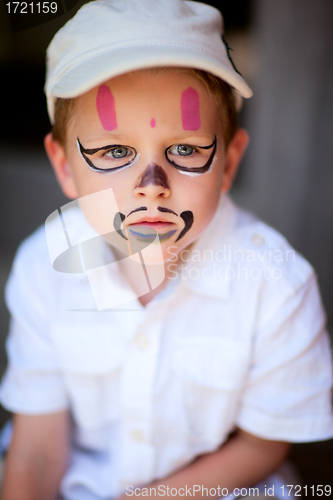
[[0, 1, 332, 499]]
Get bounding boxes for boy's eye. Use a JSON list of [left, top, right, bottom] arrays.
[[94, 144, 136, 170], [169, 144, 194, 156], [165, 137, 216, 174], [77, 139, 137, 173], [105, 146, 130, 159]]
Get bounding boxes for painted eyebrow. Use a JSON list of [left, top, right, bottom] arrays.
[[76, 140, 130, 155], [168, 137, 216, 150], [194, 138, 216, 150], [165, 136, 217, 174]]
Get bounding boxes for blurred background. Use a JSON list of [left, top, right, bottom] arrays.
[[0, 0, 332, 488]]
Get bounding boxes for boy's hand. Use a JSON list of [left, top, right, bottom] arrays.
[[117, 429, 290, 500], [1, 411, 70, 500]]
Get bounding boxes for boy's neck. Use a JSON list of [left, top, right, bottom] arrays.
[[113, 245, 192, 307]]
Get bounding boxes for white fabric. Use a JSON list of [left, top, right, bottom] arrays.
[[45, 0, 252, 123], [0, 195, 332, 500]]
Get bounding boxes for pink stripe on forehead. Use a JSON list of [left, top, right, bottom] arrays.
[[181, 87, 201, 131], [96, 85, 118, 131]]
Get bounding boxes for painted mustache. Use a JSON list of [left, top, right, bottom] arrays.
[[113, 206, 193, 243]]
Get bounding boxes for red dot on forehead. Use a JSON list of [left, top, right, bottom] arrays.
[[96, 85, 118, 131], [181, 87, 201, 131], [150, 118, 156, 128]]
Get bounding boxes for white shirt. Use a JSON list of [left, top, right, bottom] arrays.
[[0, 195, 332, 500]]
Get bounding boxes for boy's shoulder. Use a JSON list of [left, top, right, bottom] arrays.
[[11, 206, 88, 283], [190, 195, 315, 301], [6, 206, 96, 320], [235, 203, 314, 289], [233, 203, 313, 290], [12, 222, 50, 278]]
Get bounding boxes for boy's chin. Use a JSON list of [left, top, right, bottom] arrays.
[[100, 230, 170, 266], [118, 240, 179, 267]]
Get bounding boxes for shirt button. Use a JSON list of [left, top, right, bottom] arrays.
[[131, 430, 145, 443], [251, 234, 265, 246], [135, 333, 149, 350]]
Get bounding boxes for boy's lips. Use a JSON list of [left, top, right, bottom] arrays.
[[127, 214, 177, 229], [126, 217, 178, 243], [129, 220, 176, 229]]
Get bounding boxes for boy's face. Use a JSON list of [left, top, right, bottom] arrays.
[[46, 69, 248, 263]]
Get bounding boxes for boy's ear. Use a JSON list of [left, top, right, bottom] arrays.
[[44, 133, 78, 199], [221, 128, 249, 193]]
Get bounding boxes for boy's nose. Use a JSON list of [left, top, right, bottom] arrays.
[[133, 163, 171, 200]]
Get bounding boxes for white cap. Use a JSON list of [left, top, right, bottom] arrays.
[[45, 0, 253, 123]]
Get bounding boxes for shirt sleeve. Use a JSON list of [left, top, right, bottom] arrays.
[[0, 239, 69, 414], [236, 273, 333, 442]]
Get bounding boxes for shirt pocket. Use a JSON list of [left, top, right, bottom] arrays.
[[51, 323, 127, 429], [173, 337, 251, 446]]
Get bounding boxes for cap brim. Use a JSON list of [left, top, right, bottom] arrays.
[[47, 45, 252, 122]]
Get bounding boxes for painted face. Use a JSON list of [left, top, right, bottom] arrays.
[[64, 69, 226, 263]]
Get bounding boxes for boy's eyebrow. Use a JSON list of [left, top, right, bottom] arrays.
[[81, 133, 128, 145], [166, 133, 215, 144]]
